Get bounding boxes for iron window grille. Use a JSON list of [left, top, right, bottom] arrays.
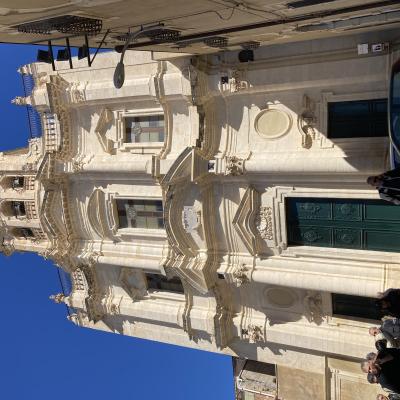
[[203, 36, 228, 48], [15, 15, 102, 35]]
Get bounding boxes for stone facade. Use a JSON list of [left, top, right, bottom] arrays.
[[1, 27, 399, 400]]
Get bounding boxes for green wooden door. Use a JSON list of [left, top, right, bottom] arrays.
[[286, 198, 400, 252]]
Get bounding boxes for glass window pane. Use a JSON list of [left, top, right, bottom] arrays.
[[116, 199, 164, 229], [328, 99, 388, 138], [146, 217, 159, 229], [124, 115, 165, 143], [146, 273, 184, 293], [332, 293, 383, 320], [130, 215, 143, 228]]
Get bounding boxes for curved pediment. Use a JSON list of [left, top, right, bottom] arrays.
[[161, 146, 209, 187], [161, 147, 217, 294], [233, 186, 268, 256], [87, 188, 116, 241]]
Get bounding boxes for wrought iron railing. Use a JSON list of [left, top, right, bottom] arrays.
[[21, 73, 43, 139], [57, 268, 77, 317]]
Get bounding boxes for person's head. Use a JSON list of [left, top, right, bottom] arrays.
[[377, 395, 388, 400], [366, 352, 377, 361], [367, 176, 383, 187], [361, 360, 370, 373], [376, 297, 390, 310], [369, 327, 381, 336], [367, 373, 379, 384]]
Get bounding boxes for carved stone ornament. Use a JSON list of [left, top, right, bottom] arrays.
[[67, 313, 79, 325], [72, 159, 85, 172], [67, 81, 87, 104], [225, 156, 245, 176], [87, 251, 101, 266], [304, 290, 324, 324], [242, 324, 264, 343], [22, 162, 36, 172], [298, 94, 317, 149], [256, 206, 273, 240], [49, 293, 66, 304], [230, 69, 248, 92], [182, 206, 201, 233], [11, 96, 29, 106], [232, 264, 249, 287], [1, 236, 15, 256]]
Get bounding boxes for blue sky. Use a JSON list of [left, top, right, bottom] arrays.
[[0, 44, 234, 400]]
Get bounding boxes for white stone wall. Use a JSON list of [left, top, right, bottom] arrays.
[[1, 29, 399, 400]]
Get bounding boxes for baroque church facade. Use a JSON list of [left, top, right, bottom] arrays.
[[2, 28, 400, 400]]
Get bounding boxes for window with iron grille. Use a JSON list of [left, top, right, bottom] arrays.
[[124, 115, 165, 143], [116, 199, 164, 229], [328, 99, 388, 138], [146, 273, 184, 293]]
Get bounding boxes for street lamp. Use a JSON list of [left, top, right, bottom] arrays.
[[113, 25, 170, 89]]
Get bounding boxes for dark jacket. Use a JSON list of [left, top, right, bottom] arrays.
[[378, 168, 400, 205], [376, 289, 400, 319], [377, 348, 400, 394]]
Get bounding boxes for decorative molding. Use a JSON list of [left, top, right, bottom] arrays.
[[72, 263, 103, 322], [94, 108, 114, 154], [232, 186, 261, 256], [255, 107, 292, 140]]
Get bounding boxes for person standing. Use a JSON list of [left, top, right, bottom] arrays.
[[367, 168, 400, 204]]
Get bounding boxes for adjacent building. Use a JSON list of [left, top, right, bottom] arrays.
[[1, 7, 400, 400]]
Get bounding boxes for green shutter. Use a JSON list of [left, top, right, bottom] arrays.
[[286, 198, 400, 252]]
